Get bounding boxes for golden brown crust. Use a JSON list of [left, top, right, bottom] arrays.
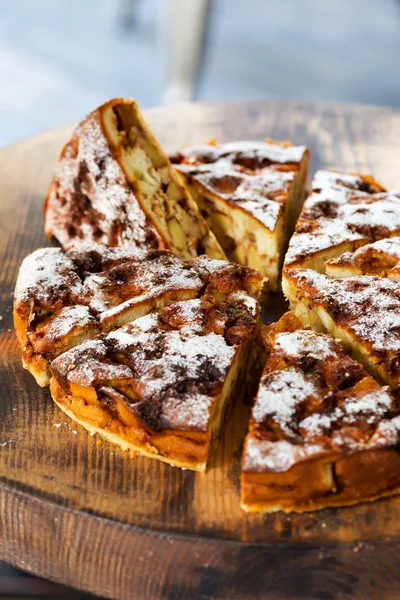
[[13, 242, 266, 386], [171, 140, 309, 290], [44, 98, 225, 260], [241, 315, 400, 513], [50, 294, 261, 471]]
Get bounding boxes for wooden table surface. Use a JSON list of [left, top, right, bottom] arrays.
[[2, 100, 400, 600]]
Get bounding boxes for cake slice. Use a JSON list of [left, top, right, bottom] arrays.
[[241, 313, 400, 513], [326, 236, 400, 281], [50, 294, 261, 471], [283, 169, 400, 275], [283, 269, 400, 389], [171, 140, 309, 290], [14, 242, 266, 387], [44, 98, 225, 260]]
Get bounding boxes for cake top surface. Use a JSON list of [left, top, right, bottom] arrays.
[[171, 141, 308, 231], [243, 325, 399, 472], [51, 294, 259, 432], [284, 169, 400, 266]]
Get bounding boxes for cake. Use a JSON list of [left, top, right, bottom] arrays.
[[283, 169, 400, 275], [44, 98, 226, 260], [326, 236, 400, 281], [171, 140, 309, 290], [241, 313, 400, 513], [50, 294, 261, 471], [14, 94, 400, 509], [283, 269, 400, 389], [14, 242, 266, 387]]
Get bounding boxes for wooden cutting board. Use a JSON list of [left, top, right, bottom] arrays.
[[2, 100, 400, 600]]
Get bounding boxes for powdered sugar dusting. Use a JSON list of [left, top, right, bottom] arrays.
[[274, 330, 338, 361], [243, 315, 400, 473], [252, 368, 318, 431], [87, 255, 203, 315], [53, 339, 134, 387], [299, 387, 393, 437], [243, 437, 326, 472], [311, 170, 378, 193], [37, 305, 97, 343], [285, 215, 364, 265], [14, 248, 81, 307], [220, 140, 307, 164], [327, 236, 400, 279], [343, 387, 392, 418], [367, 236, 400, 258], [15, 241, 260, 386], [108, 300, 238, 430]]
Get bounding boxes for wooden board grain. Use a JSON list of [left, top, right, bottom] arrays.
[[2, 100, 400, 599]]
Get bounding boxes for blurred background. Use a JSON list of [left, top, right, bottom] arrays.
[[1, 0, 400, 596], [1, 0, 400, 147]]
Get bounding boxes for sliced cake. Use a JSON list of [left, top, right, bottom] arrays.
[[171, 140, 309, 290], [50, 294, 261, 471], [283, 269, 400, 389], [44, 98, 225, 260], [326, 236, 400, 281], [241, 313, 400, 513], [283, 169, 400, 276], [14, 242, 266, 386]]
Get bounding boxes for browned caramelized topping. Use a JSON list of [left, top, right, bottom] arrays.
[[284, 269, 400, 392], [289, 270, 400, 354], [14, 241, 266, 390]]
